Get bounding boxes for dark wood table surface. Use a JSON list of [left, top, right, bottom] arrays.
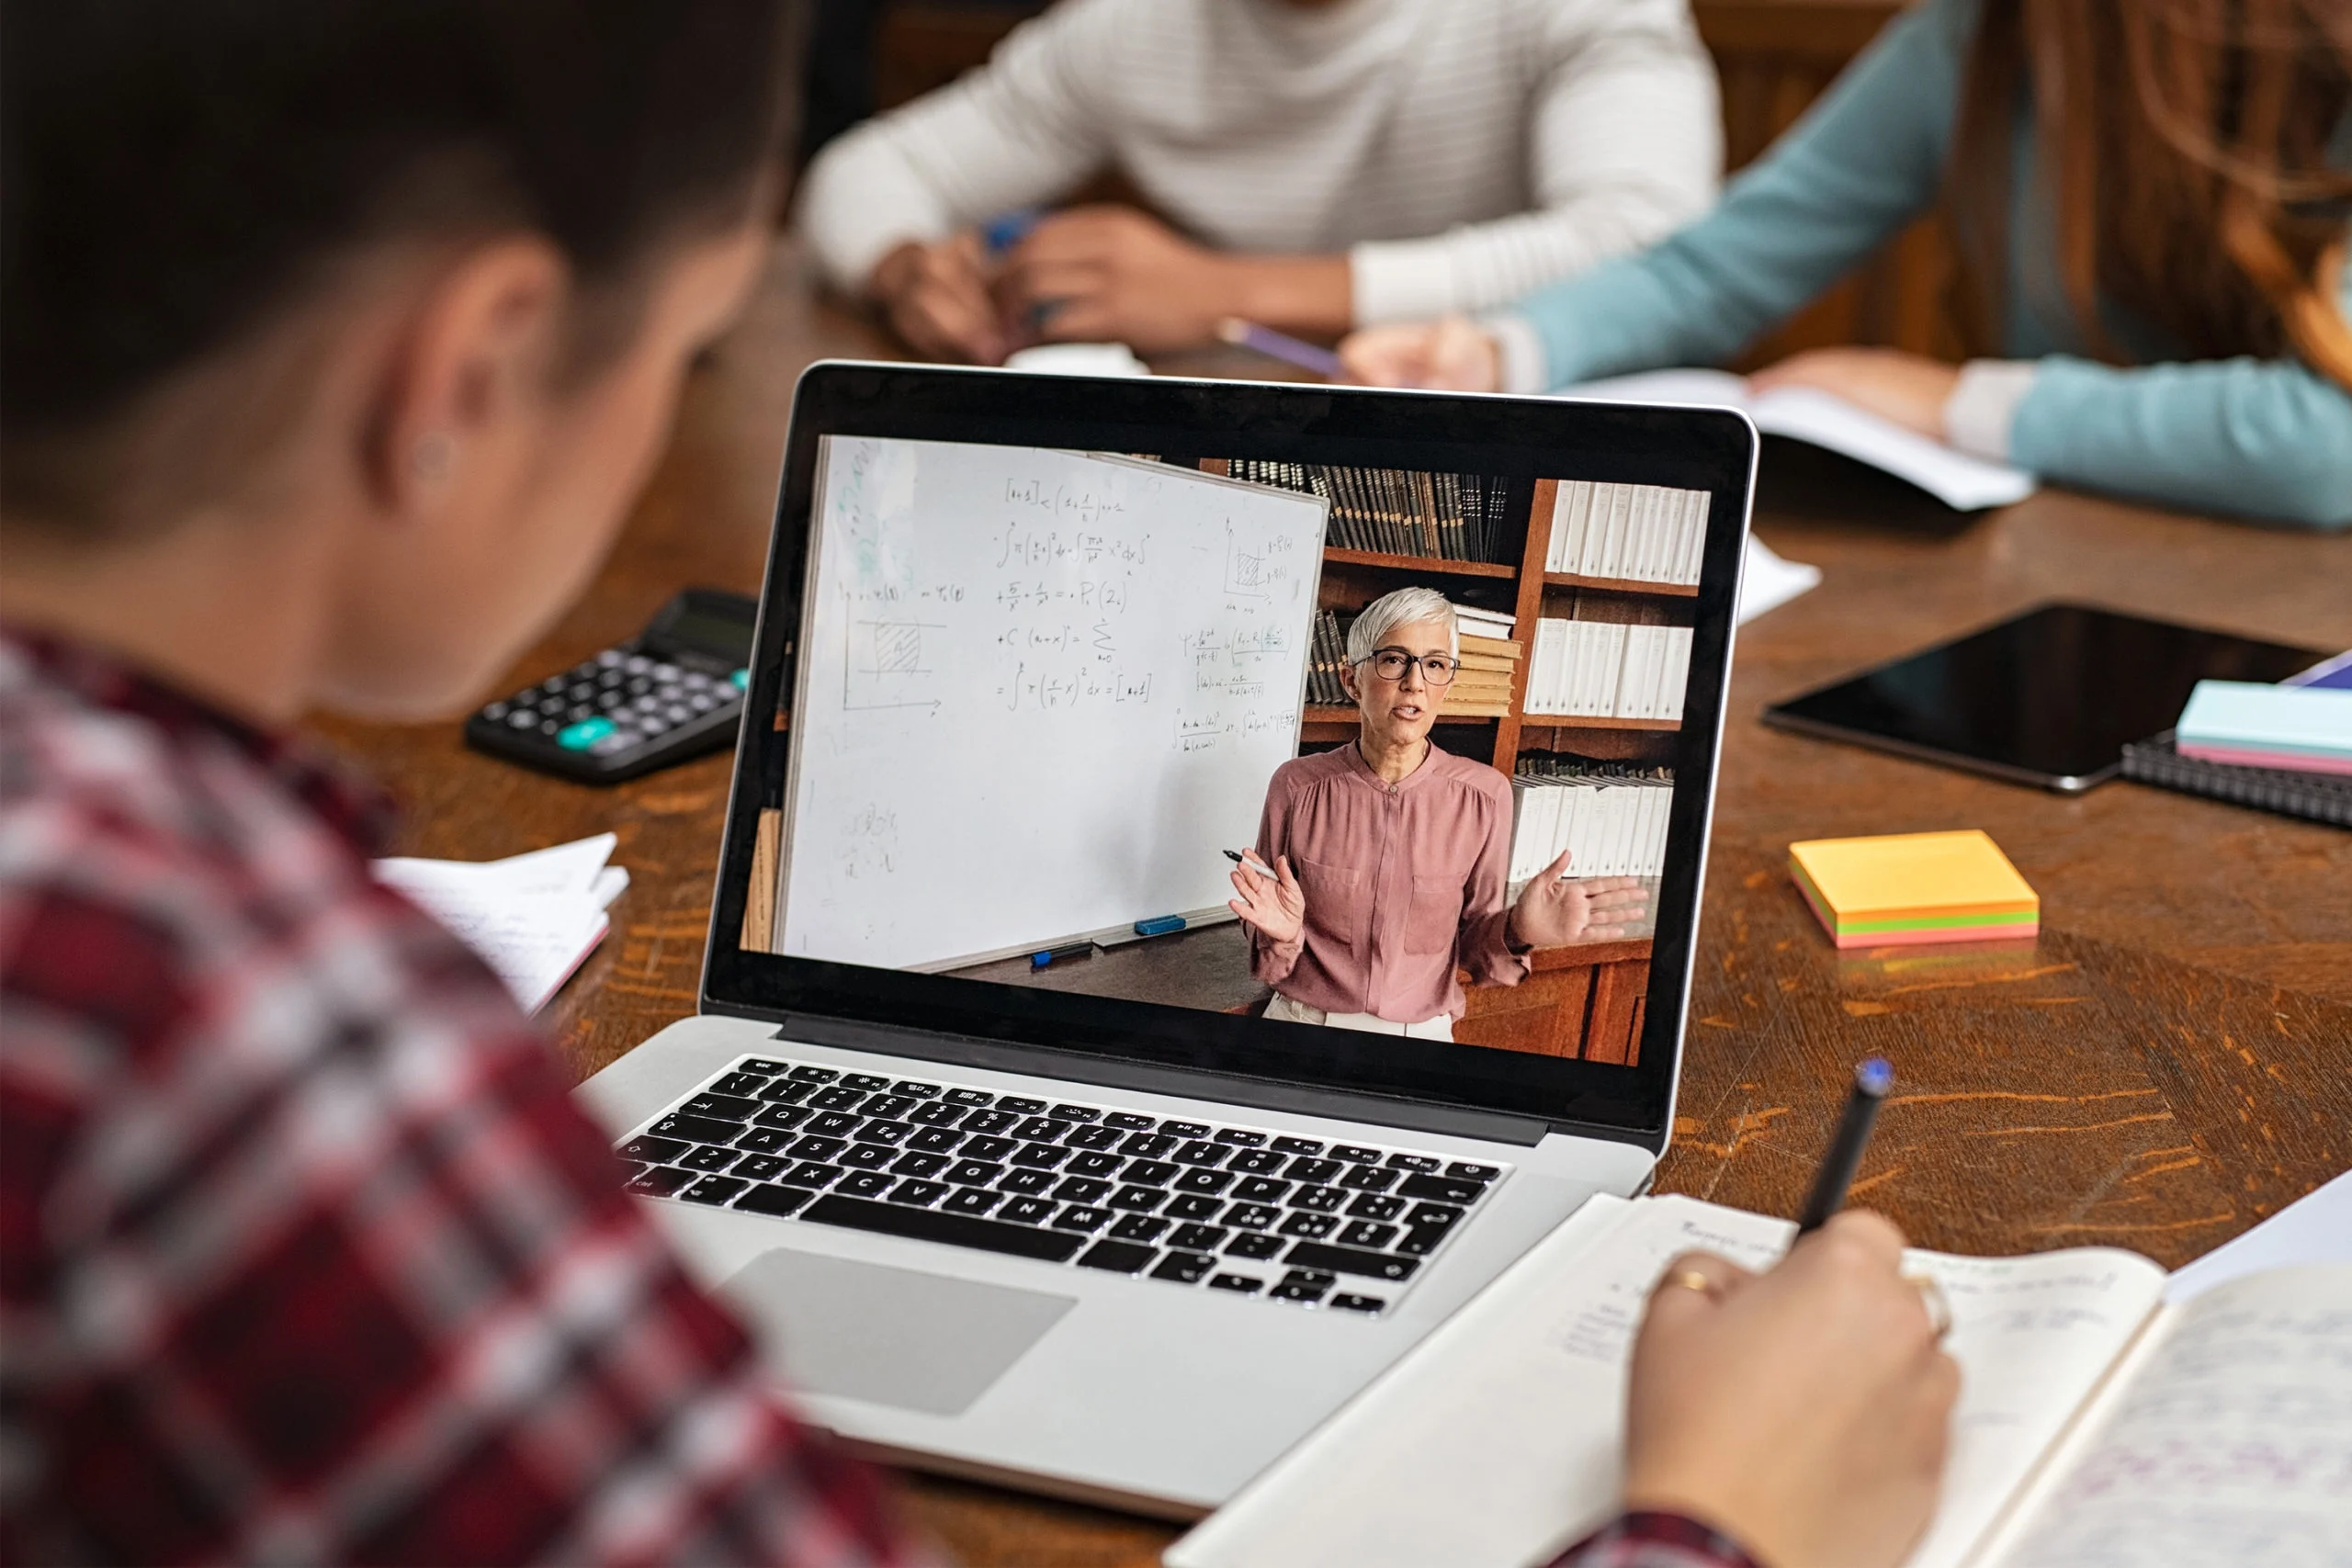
[[317, 240, 2352, 1566]]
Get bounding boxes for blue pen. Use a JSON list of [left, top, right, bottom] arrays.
[[982, 208, 1041, 256]]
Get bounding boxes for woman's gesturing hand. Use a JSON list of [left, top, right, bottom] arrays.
[[1507, 852, 1648, 949], [1623, 1213, 1961, 1568], [1227, 853, 1306, 946]]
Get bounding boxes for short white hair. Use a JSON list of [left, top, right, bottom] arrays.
[[1346, 587, 1459, 666]]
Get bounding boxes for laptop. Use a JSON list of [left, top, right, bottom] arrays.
[[577, 364, 1758, 1517]]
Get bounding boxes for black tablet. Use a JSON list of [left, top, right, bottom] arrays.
[[1762, 603, 2321, 792]]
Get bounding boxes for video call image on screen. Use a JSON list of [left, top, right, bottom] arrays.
[[739, 436, 1707, 1069]]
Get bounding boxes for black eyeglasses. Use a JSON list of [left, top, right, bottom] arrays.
[[1360, 648, 1459, 685]]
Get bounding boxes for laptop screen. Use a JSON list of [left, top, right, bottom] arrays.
[[702, 367, 1753, 1142]]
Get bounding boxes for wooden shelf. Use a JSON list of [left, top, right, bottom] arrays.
[[1542, 571, 1699, 598], [1324, 547, 1515, 579], [1520, 715, 1682, 735]]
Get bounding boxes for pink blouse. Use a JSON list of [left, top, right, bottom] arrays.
[[1249, 743, 1528, 1022]]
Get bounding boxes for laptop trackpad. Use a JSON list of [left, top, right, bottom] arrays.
[[719, 1249, 1076, 1416]]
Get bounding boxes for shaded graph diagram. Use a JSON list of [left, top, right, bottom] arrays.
[[844, 617, 944, 714]]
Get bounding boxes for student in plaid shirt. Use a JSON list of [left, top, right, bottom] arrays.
[[0, 2, 1958, 1563]]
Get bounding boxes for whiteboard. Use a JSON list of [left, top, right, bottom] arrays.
[[776, 437, 1328, 970]]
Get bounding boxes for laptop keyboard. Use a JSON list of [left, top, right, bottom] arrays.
[[614, 1055, 1510, 1315]]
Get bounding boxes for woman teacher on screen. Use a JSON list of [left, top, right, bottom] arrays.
[[1232, 587, 1647, 1040]]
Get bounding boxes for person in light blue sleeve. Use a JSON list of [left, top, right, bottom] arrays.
[[1340, 0, 2352, 530]]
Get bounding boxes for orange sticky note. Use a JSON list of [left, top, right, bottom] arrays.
[[1788, 830, 2039, 949]]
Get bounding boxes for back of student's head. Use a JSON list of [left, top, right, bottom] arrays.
[[1948, 0, 2352, 389], [1, 0, 793, 532]]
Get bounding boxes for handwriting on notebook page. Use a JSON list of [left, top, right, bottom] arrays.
[[1996, 1267, 2352, 1568]]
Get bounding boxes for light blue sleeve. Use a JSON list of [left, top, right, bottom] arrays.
[[2009, 270, 2352, 530], [1508, 0, 1975, 384]]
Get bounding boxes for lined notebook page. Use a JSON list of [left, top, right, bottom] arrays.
[[1983, 1265, 2352, 1568], [1169, 1195, 2166, 1568]]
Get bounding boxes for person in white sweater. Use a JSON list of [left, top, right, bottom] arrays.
[[798, 0, 1720, 363]]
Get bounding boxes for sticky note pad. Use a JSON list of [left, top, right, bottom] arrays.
[[2176, 681, 2352, 775], [1788, 830, 2039, 949]]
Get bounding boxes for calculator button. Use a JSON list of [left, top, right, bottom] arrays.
[[689, 693, 718, 712], [730, 668, 750, 690], [650, 662, 681, 681], [589, 735, 632, 756], [624, 655, 651, 673], [664, 705, 693, 724], [505, 710, 537, 729], [557, 716, 617, 750], [565, 704, 596, 722], [597, 649, 625, 666], [482, 702, 508, 719]]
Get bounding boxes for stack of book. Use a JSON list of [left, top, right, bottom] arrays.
[[1227, 458, 1516, 563], [1305, 609, 1356, 707], [1524, 620, 1691, 721], [1545, 479, 1709, 586], [1508, 757, 1675, 887], [1444, 607, 1520, 718]]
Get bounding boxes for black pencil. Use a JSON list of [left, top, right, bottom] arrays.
[[1796, 1057, 1893, 1235]]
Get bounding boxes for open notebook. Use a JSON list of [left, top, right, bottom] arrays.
[[1167, 1193, 2352, 1568]]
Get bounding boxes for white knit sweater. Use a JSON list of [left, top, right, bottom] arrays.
[[797, 0, 1722, 324]]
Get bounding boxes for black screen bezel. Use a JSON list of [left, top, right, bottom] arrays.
[[700, 364, 1756, 1145]]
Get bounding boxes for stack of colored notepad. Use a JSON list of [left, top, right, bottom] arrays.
[[2175, 680, 2352, 775], [1788, 829, 2039, 949]]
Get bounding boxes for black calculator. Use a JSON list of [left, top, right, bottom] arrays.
[[464, 588, 760, 784]]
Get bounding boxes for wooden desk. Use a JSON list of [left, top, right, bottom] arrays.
[[316, 243, 2352, 1566]]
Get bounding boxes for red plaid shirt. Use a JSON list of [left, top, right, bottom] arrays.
[[0, 631, 924, 1565]]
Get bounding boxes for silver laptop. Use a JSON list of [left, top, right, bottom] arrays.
[[578, 365, 1757, 1517]]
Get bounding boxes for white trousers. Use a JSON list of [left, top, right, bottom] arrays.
[[1264, 990, 1455, 1041]]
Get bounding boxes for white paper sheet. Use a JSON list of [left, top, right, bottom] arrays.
[[374, 834, 625, 1013], [1739, 535, 1822, 624], [2165, 1169, 2352, 1303]]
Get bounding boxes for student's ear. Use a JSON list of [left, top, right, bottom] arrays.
[[362, 237, 571, 517]]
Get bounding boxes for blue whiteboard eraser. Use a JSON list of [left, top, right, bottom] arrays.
[[1133, 915, 1186, 937]]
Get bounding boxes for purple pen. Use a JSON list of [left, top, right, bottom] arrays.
[[1216, 317, 1345, 379]]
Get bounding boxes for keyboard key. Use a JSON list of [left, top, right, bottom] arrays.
[[1044, 1205, 1105, 1232], [888, 1179, 950, 1207], [733, 1155, 790, 1183], [1407, 1201, 1466, 1228], [734, 1129, 796, 1155], [1173, 1168, 1233, 1195], [836, 1171, 893, 1198], [1124, 1160, 1179, 1186], [944, 1088, 994, 1105], [891, 1151, 948, 1178], [862, 1094, 918, 1121], [1348, 1193, 1408, 1222], [1339, 1221, 1398, 1248], [790, 1134, 847, 1161], [1012, 1117, 1071, 1143], [800, 1194, 1084, 1262], [808, 1087, 866, 1111], [944, 1159, 1003, 1186], [1163, 1195, 1225, 1223], [1396, 1225, 1450, 1257], [1329, 1293, 1386, 1314], [854, 1121, 913, 1146], [906, 1128, 963, 1154], [1227, 1148, 1288, 1175], [784, 1161, 842, 1188], [1226, 1203, 1280, 1230], [963, 1110, 1020, 1135], [1066, 1151, 1124, 1178], [841, 1074, 892, 1092], [962, 1135, 1020, 1161], [999, 1169, 1057, 1196], [1212, 1129, 1267, 1146], [1328, 1145, 1383, 1164], [999, 1197, 1056, 1225], [682, 1093, 760, 1122], [619, 1134, 688, 1164], [1170, 1224, 1229, 1251], [627, 1166, 695, 1197], [1279, 1212, 1339, 1239], [1385, 1153, 1441, 1172], [1055, 1177, 1112, 1203], [1078, 1239, 1159, 1274], [1397, 1173, 1487, 1205], [1286, 1156, 1343, 1184], [682, 1176, 749, 1206], [757, 1080, 818, 1105], [734, 1183, 816, 1219], [710, 1072, 770, 1097], [1340, 1166, 1399, 1192], [650, 1112, 741, 1145], [1270, 1136, 1325, 1156], [1102, 1112, 1156, 1130], [1159, 1121, 1211, 1139], [1121, 1134, 1177, 1158], [740, 1057, 791, 1075], [1283, 1241, 1422, 1282], [787, 1066, 839, 1082], [1066, 1125, 1125, 1151], [680, 1145, 740, 1172], [1049, 1103, 1099, 1122], [1110, 1185, 1168, 1212], [892, 1081, 943, 1098], [1173, 1140, 1227, 1167], [838, 1145, 897, 1170], [1231, 1177, 1290, 1203], [1011, 1143, 1069, 1168], [1283, 1267, 1338, 1289], [1152, 1250, 1217, 1283], [1111, 1214, 1170, 1243], [752, 1105, 813, 1131], [909, 1101, 966, 1126], [805, 1112, 860, 1138], [1270, 1280, 1329, 1303], [1290, 1186, 1347, 1213], [1226, 1233, 1284, 1259], [1208, 1273, 1264, 1293], [942, 1187, 1002, 1215]]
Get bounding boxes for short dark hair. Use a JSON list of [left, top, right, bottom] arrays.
[[2, 0, 791, 454]]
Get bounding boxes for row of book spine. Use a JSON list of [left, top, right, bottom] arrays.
[[1509, 761, 1677, 885], [1228, 459, 1515, 564], [1305, 610, 1357, 706], [1546, 479, 1710, 586], [1525, 621, 1691, 721]]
